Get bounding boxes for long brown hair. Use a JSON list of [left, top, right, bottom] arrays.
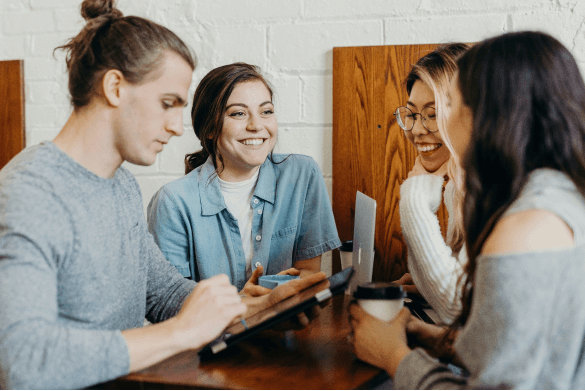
[[185, 62, 274, 175], [56, 0, 195, 110], [450, 31, 585, 337], [406, 43, 470, 254]]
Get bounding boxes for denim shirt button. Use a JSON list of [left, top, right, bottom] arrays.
[[257, 209, 263, 215], [255, 235, 262, 241], [253, 199, 259, 205]]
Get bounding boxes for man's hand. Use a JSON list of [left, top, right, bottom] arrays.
[[173, 274, 247, 349]]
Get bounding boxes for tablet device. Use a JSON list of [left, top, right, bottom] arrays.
[[199, 266, 354, 358]]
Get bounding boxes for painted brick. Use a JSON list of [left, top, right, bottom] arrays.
[[30, 32, 72, 57], [27, 80, 69, 105], [26, 128, 60, 147], [3, 10, 55, 34], [136, 175, 182, 213], [419, 0, 552, 12], [26, 105, 59, 127], [270, 21, 383, 71], [301, 74, 332, 124], [158, 129, 201, 174], [54, 6, 84, 33], [206, 24, 266, 68], [266, 73, 302, 124], [512, 10, 584, 53], [274, 127, 333, 177], [0, 0, 29, 12], [384, 13, 508, 44], [305, 0, 422, 18], [24, 57, 67, 81], [30, 0, 82, 8], [0, 36, 26, 59], [198, 0, 301, 21]]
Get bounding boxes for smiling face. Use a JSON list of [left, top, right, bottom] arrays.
[[406, 80, 451, 173], [114, 51, 193, 166], [216, 80, 277, 181], [445, 74, 473, 163]]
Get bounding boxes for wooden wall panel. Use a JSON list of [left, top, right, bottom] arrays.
[[0, 60, 25, 170], [332, 44, 445, 282]]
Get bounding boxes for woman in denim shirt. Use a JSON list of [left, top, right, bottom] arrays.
[[147, 63, 341, 295]]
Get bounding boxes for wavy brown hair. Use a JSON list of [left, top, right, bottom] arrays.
[[449, 31, 585, 338], [56, 0, 195, 109], [184, 63, 274, 175]]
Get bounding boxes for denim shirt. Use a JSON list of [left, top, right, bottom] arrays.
[[147, 154, 341, 290]]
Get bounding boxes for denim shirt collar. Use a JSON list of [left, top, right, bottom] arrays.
[[198, 156, 276, 216]]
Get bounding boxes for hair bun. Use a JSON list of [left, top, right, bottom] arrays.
[[80, 0, 123, 21]]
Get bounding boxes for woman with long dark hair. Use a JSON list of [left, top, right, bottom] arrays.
[[350, 31, 585, 388], [148, 63, 340, 295]]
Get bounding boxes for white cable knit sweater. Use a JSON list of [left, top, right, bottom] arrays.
[[399, 174, 466, 324]]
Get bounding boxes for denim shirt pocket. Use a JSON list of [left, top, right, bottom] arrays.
[[268, 225, 297, 273]]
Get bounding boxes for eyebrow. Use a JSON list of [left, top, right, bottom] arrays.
[[406, 100, 435, 109], [163, 94, 188, 107], [225, 101, 273, 110]]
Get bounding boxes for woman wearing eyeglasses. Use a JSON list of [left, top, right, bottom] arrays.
[[393, 43, 469, 324]]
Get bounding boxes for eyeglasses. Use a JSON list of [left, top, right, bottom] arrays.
[[393, 106, 439, 133]]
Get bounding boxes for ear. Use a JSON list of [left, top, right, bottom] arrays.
[[102, 69, 125, 107]]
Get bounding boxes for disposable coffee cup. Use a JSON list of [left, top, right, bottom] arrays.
[[353, 282, 406, 322], [339, 240, 353, 270]]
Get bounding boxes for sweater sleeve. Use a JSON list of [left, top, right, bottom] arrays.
[[399, 175, 463, 324], [394, 247, 580, 389], [0, 186, 129, 389]]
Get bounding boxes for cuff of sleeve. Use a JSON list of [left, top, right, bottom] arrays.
[[295, 237, 341, 261], [393, 348, 445, 389]]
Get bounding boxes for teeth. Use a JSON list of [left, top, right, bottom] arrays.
[[241, 139, 264, 146], [417, 143, 441, 152]]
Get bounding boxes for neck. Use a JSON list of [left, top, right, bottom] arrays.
[[216, 159, 260, 183], [53, 102, 122, 178]]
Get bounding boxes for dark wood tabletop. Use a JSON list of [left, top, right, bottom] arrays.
[[101, 294, 389, 390]]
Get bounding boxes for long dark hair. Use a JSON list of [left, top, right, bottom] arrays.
[[185, 63, 274, 175], [451, 31, 585, 333], [56, 0, 195, 110]]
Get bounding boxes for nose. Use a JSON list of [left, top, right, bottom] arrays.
[[246, 113, 262, 132], [166, 111, 184, 137], [411, 114, 429, 136]]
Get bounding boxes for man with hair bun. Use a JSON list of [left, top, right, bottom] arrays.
[[0, 0, 327, 389]]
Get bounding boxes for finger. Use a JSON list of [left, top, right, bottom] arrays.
[[249, 265, 264, 284], [401, 284, 419, 293], [290, 271, 327, 290], [296, 312, 310, 327], [395, 307, 412, 326], [348, 302, 367, 319], [245, 284, 272, 297], [277, 268, 301, 276]]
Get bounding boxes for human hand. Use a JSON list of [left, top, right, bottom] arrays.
[[240, 266, 302, 297], [349, 304, 412, 377], [173, 274, 247, 350], [268, 271, 329, 330], [406, 316, 456, 363], [392, 272, 420, 296]]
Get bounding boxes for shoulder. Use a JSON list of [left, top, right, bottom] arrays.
[[481, 209, 574, 255], [148, 171, 202, 213], [269, 153, 321, 176]]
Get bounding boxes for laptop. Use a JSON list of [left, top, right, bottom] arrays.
[[347, 191, 377, 295]]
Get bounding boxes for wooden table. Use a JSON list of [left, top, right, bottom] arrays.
[[101, 294, 389, 389]]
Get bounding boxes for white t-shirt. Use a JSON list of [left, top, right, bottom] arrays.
[[218, 169, 260, 279]]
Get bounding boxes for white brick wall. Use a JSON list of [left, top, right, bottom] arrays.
[[2, 0, 585, 276]]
